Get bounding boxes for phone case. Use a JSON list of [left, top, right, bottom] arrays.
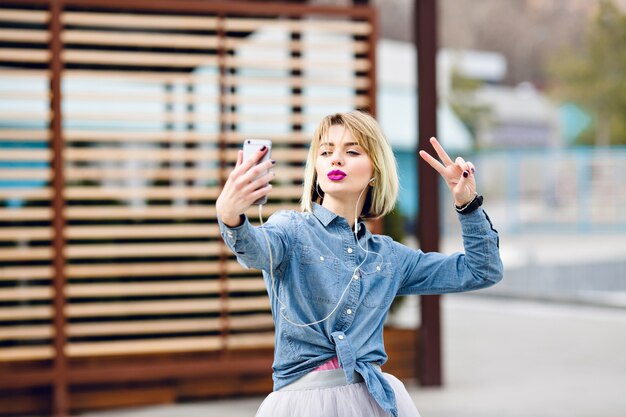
[[242, 139, 272, 205]]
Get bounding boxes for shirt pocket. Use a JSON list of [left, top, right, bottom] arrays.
[[298, 245, 341, 304], [360, 262, 394, 309]]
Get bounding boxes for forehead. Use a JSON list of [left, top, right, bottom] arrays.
[[319, 124, 358, 146]]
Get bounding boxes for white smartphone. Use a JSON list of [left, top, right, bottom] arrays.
[[242, 139, 272, 205]]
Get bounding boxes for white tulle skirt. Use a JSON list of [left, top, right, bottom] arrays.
[[255, 369, 421, 417]]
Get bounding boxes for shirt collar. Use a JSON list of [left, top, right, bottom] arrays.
[[311, 203, 369, 238], [311, 202, 338, 227]]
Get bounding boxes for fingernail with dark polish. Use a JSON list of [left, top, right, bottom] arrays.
[[463, 171, 469, 178], [271, 160, 276, 165], [260, 146, 266, 151]]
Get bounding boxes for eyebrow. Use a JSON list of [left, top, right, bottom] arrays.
[[319, 142, 360, 148]]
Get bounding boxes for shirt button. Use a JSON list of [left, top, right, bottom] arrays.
[[346, 309, 352, 315], [338, 335, 344, 340], [353, 275, 359, 281], [320, 256, 324, 261], [347, 247, 353, 254]]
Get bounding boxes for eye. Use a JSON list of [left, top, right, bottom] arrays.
[[347, 149, 360, 156], [320, 150, 330, 157]]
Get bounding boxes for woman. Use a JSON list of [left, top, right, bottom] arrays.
[[215, 111, 503, 417]]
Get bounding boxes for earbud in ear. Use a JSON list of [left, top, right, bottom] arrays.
[[369, 177, 375, 183]]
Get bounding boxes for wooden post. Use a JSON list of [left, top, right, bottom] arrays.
[[49, 0, 69, 414], [415, 0, 442, 386]]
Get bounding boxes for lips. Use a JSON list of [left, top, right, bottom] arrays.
[[327, 170, 346, 181]]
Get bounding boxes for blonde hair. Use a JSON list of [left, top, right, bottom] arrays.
[[300, 111, 399, 219]]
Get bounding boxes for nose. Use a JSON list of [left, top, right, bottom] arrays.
[[331, 154, 344, 167]]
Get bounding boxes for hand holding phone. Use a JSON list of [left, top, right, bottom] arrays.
[[242, 139, 273, 205]]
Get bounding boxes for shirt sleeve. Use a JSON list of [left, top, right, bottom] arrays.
[[395, 208, 503, 295], [217, 210, 293, 273]]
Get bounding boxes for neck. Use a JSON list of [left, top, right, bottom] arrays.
[[321, 195, 365, 229]]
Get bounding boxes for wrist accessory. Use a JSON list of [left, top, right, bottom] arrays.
[[455, 193, 483, 215]]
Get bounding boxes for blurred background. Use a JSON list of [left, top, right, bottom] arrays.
[[1, 0, 625, 416]]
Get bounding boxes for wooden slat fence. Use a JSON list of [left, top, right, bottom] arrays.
[[0, 1, 377, 415]]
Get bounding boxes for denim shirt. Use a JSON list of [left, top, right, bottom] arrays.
[[218, 203, 503, 417]]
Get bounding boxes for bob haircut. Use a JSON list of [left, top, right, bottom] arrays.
[[300, 111, 399, 219]]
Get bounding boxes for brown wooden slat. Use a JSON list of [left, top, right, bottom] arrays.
[[0, 287, 53, 301], [64, 69, 218, 83], [0, 129, 50, 141], [66, 281, 221, 297], [66, 299, 221, 317], [64, 186, 220, 200], [0, 208, 52, 221], [221, 93, 369, 107], [63, 148, 219, 162], [228, 297, 270, 312], [0, 188, 51, 201], [64, 242, 222, 259], [0, 48, 50, 63], [0, 306, 53, 320], [63, 203, 299, 220], [64, 111, 219, 123], [67, 314, 271, 337], [62, 30, 218, 49], [63, 185, 299, 201], [221, 131, 310, 144], [64, 130, 219, 143], [220, 112, 327, 124], [65, 296, 269, 318], [0, 170, 51, 181], [0, 227, 52, 241], [228, 314, 273, 330], [224, 38, 369, 54], [62, 90, 209, 102], [62, 12, 219, 30], [66, 336, 222, 357], [0, 149, 50, 161], [0, 111, 51, 122], [227, 333, 274, 349], [0, 9, 49, 24], [224, 148, 308, 161], [0, 69, 49, 78], [0, 266, 53, 281], [64, 167, 219, 181], [65, 331, 274, 358], [65, 260, 249, 279], [65, 279, 264, 298], [222, 74, 371, 89], [61, 69, 369, 88], [67, 318, 221, 337], [0, 247, 53, 261], [0, 28, 49, 43], [62, 50, 218, 68], [224, 18, 371, 35], [0, 90, 49, 100], [0, 325, 53, 340], [65, 224, 220, 239], [224, 56, 371, 71], [0, 346, 54, 362]]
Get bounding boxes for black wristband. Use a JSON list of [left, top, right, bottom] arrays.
[[455, 194, 483, 215]]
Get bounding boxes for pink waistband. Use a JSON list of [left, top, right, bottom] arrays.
[[313, 356, 340, 372]]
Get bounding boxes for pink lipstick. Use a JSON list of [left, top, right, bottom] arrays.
[[327, 170, 346, 181]]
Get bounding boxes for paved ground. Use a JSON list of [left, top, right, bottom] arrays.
[[77, 295, 626, 417]]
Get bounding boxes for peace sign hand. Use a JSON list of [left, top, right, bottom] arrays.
[[419, 137, 476, 207]]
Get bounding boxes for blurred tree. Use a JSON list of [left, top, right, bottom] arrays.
[[448, 70, 493, 146], [548, 0, 626, 146]]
